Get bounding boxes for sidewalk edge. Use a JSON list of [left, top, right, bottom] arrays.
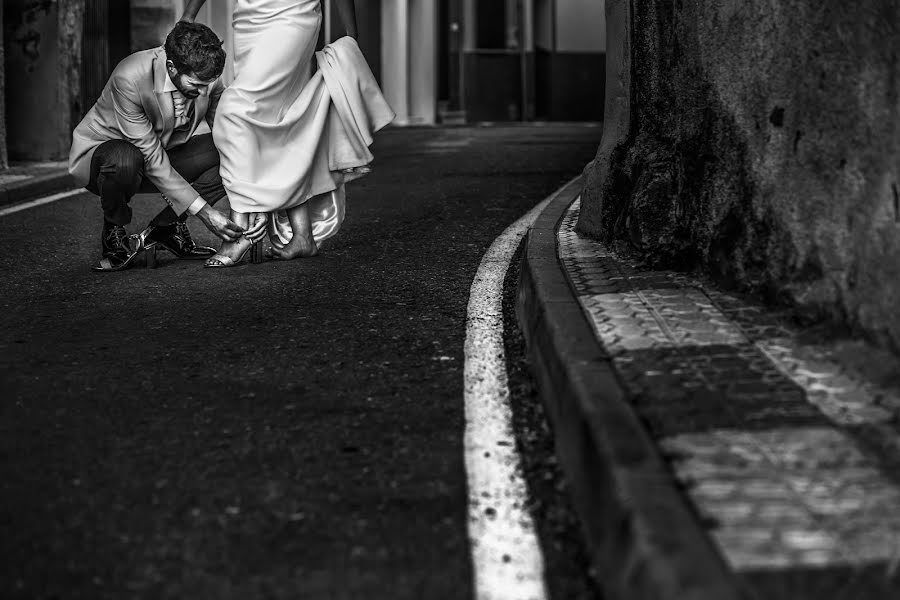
[[515, 180, 746, 600], [0, 170, 77, 208]]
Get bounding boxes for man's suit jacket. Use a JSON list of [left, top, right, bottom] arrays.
[[69, 47, 225, 215]]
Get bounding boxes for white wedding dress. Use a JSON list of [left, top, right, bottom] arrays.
[[213, 0, 387, 245]]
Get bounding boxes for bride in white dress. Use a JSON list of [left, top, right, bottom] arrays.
[[180, 0, 390, 266]]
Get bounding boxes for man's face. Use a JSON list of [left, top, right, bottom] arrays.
[[167, 61, 216, 98]]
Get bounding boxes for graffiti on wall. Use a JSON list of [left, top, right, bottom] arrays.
[[9, 0, 55, 71]]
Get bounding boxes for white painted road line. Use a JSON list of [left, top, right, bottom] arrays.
[[463, 178, 576, 600], [0, 188, 85, 218]]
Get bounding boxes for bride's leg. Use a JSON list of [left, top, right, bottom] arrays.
[[212, 209, 253, 261], [269, 200, 318, 259]]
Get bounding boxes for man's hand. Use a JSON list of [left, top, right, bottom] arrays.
[[196, 205, 244, 241], [244, 213, 268, 242]]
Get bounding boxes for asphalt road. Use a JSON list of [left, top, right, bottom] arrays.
[[1, 124, 602, 600]]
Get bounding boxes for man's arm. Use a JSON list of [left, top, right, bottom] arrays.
[[110, 74, 243, 241], [333, 0, 357, 38], [179, 0, 207, 22], [109, 74, 193, 213]]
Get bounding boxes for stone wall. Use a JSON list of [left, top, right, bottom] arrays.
[[579, 0, 900, 352], [0, 0, 7, 169], [4, 0, 83, 161]]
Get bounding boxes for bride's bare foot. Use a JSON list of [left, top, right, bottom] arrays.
[[268, 233, 317, 259], [267, 201, 317, 260]]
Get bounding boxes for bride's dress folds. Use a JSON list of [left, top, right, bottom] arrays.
[[213, 0, 394, 244]]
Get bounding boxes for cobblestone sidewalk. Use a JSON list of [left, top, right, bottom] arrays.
[[558, 197, 900, 598]]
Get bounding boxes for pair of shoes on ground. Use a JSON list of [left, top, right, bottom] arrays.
[[92, 221, 216, 272]]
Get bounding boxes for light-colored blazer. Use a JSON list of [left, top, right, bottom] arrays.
[[68, 47, 225, 215]]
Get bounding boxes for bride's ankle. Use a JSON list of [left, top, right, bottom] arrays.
[[219, 236, 251, 254], [291, 232, 315, 247]]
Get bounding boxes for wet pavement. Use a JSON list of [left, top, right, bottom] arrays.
[[0, 125, 602, 600]]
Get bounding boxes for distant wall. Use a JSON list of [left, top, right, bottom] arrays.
[[533, 0, 552, 50], [532, 0, 605, 121], [555, 0, 605, 52], [579, 0, 900, 352], [131, 0, 176, 51]]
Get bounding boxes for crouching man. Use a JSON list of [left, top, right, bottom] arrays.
[[69, 21, 259, 271]]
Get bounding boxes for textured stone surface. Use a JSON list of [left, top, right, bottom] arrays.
[[579, 0, 900, 354], [579, 0, 630, 233], [560, 198, 900, 589], [522, 184, 743, 600], [4, 0, 83, 161], [0, 0, 7, 170]]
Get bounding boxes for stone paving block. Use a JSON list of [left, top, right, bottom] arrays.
[[711, 528, 805, 570], [551, 198, 900, 594], [831, 521, 900, 565]]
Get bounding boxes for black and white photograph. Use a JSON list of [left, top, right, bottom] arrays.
[[1, 1, 899, 599]]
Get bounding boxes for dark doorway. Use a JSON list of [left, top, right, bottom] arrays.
[[438, 0, 465, 122], [81, 0, 131, 117], [463, 0, 532, 122], [354, 0, 381, 85]]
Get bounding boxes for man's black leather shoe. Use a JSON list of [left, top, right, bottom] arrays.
[[146, 221, 216, 259], [92, 221, 137, 272]]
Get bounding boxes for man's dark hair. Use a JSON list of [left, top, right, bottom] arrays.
[[164, 21, 226, 80]]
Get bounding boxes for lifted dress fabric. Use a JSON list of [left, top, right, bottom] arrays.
[[213, 0, 393, 244]]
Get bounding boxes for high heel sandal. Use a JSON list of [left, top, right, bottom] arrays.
[[204, 237, 261, 268], [131, 227, 158, 269]]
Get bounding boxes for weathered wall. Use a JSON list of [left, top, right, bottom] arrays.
[[0, 0, 7, 169], [4, 0, 83, 161], [131, 0, 176, 51], [59, 0, 83, 138], [579, 0, 900, 352], [579, 0, 629, 227]]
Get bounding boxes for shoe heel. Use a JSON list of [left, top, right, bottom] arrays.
[[250, 241, 264, 264], [145, 244, 157, 268]]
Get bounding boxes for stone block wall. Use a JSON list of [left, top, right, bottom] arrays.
[[4, 0, 83, 161], [579, 0, 900, 352], [0, 0, 7, 169]]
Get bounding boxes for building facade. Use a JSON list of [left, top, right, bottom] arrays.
[[183, 0, 607, 124], [0, 0, 605, 166]]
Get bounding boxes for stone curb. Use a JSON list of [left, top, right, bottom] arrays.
[[0, 170, 77, 208], [515, 179, 746, 600]]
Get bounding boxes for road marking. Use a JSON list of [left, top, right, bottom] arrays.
[[463, 178, 576, 600], [0, 189, 85, 218]]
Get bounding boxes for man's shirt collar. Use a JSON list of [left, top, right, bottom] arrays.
[[162, 72, 179, 94]]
